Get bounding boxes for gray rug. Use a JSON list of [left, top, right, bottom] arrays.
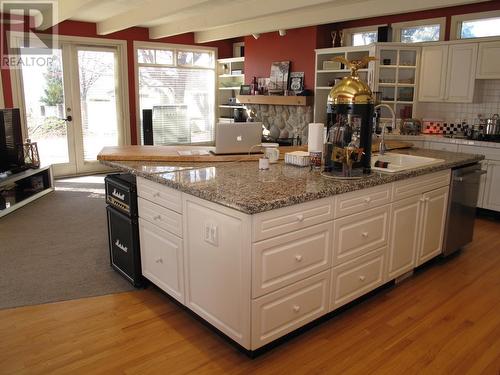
[[0, 175, 135, 310]]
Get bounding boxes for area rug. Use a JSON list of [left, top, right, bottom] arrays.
[[0, 175, 135, 310]]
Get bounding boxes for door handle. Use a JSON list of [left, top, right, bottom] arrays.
[[61, 115, 72, 122]]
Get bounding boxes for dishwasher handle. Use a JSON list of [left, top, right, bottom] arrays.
[[454, 169, 487, 182]]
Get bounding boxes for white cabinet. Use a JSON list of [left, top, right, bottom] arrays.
[[476, 41, 500, 79], [417, 186, 449, 265], [483, 160, 500, 211], [183, 195, 251, 348], [139, 218, 184, 303], [418, 45, 448, 102], [387, 195, 421, 279], [419, 43, 477, 103]]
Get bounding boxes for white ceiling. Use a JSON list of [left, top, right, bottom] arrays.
[[39, 0, 481, 42]]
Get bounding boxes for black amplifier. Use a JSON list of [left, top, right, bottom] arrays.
[[105, 173, 137, 217]]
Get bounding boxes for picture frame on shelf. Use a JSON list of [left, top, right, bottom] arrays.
[[239, 85, 251, 95], [289, 72, 304, 92], [269, 61, 290, 91]]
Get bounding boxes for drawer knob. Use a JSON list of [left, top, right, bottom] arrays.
[[296, 214, 304, 222], [361, 232, 369, 238], [364, 197, 371, 204], [359, 275, 366, 281], [295, 254, 303, 262], [155, 258, 163, 264], [292, 305, 301, 313], [153, 215, 161, 220]]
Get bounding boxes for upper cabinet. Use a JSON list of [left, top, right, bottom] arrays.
[[476, 41, 500, 79], [418, 43, 477, 103]]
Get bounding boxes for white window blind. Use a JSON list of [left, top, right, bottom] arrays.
[[137, 46, 215, 145]]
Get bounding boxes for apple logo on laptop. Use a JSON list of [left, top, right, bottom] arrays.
[[236, 135, 242, 142]]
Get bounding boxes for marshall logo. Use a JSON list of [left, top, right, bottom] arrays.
[[112, 188, 125, 201], [115, 239, 128, 253]]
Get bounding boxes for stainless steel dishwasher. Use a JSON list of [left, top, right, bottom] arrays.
[[442, 163, 486, 256]]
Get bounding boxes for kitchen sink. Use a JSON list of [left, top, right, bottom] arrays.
[[371, 153, 444, 173]]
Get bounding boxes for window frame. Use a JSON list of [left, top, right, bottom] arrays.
[[343, 25, 386, 46], [450, 10, 500, 40], [392, 17, 446, 43], [133, 41, 218, 145]]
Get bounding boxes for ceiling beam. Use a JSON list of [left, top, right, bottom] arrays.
[[39, 0, 95, 30], [149, 0, 335, 39], [194, 0, 480, 42], [97, 0, 210, 35]]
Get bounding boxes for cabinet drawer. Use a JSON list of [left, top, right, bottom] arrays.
[[251, 271, 330, 349], [137, 177, 182, 213], [252, 198, 334, 242], [333, 205, 389, 265], [252, 222, 332, 298], [330, 248, 385, 310], [334, 184, 392, 218], [393, 170, 450, 201], [138, 197, 182, 237], [139, 218, 184, 303]]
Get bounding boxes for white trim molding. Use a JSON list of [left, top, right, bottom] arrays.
[[450, 10, 500, 40], [392, 17, 446, 42]]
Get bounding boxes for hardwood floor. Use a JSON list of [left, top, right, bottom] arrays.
[[1, 217, 499, 375]]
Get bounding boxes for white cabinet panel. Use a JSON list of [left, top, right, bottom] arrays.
[[183, 196, 251, 347], [445, 43, 477, 103], [418, 45, 448, 102], [393, 169, 450, 200], [483, 160, 500, 211], [137, 177, 182, 213], [334, 183, 392, 218], [330, 248, 385, 310], [417, 186, 449, 265], [333, 205, 389, 265], [252, 222, 332, 298], [476, 41, 500, 79], [138, 197, 182, 237], [388, 195, 421, 279], [251, 271, 330, 349], [139, 218, 184, 303]]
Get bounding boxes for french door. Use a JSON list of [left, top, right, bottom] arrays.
[[14, 38, 127, 176]]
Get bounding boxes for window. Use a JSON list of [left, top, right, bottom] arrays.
[[352, 31, 377, 46], [392, 18, 445, 43], [460, 17, 500, 39], [135, 43, 216, 145], [400, 24, 441, 43], [451, 11, 500, 40]]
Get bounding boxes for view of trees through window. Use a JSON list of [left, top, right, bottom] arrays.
[[401, 25, 440, 43], [461, 17, 500, 38], [352, 31, 377, 46]]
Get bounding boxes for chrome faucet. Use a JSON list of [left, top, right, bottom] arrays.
[[374, 104, 396, 155]]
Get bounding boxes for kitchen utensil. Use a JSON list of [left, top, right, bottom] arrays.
[[485, 114, 500, 135], [401, 119, 422, 135]]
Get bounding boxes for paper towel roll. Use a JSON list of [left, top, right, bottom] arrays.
[[308, 123, 324, 152]]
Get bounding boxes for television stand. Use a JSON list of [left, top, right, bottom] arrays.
[[0, 165, 54, 218]]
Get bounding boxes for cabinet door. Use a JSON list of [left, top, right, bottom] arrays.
[[476, 41, 500, 79], [418, 45, 448, 102], [483, 160, 500, 212], [388, 195, 421, 280], [445, 43, 478, 103], [417, 186, 449, 265], [139, 218, 184, 303], [477, 160, 488, 209], [183, 196, 251, 348]]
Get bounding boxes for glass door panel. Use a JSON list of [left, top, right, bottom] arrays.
[[76, 49, 119, 165], [20, 49, 75, 175]]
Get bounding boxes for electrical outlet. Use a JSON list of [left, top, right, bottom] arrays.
[[203, 222, 218, 246]]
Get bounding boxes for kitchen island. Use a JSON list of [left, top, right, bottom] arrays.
[[98, 147, 483, 353]]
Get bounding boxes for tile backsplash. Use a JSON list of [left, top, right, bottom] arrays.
[[416, 79, 500, 124]]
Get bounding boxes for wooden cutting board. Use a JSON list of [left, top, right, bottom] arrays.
[[98, 141, 412, 162]]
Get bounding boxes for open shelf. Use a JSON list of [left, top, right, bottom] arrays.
[[237, 95, 313, 106]]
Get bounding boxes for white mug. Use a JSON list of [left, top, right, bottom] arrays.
[[262, 143, 280, 163]]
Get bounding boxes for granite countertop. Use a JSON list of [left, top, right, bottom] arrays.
[[101, 148, 483, 215]]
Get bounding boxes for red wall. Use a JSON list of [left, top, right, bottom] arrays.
[[244, 26, 317, 90], [0, 20, 235, 144]]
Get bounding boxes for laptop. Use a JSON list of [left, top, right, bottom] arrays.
[[213, 122, 263, 155]]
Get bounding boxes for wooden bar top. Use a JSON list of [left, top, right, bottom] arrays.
[[97, 141, 413, 163]]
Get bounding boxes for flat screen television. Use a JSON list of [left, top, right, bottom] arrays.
[[0, 108, 25, 173]]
